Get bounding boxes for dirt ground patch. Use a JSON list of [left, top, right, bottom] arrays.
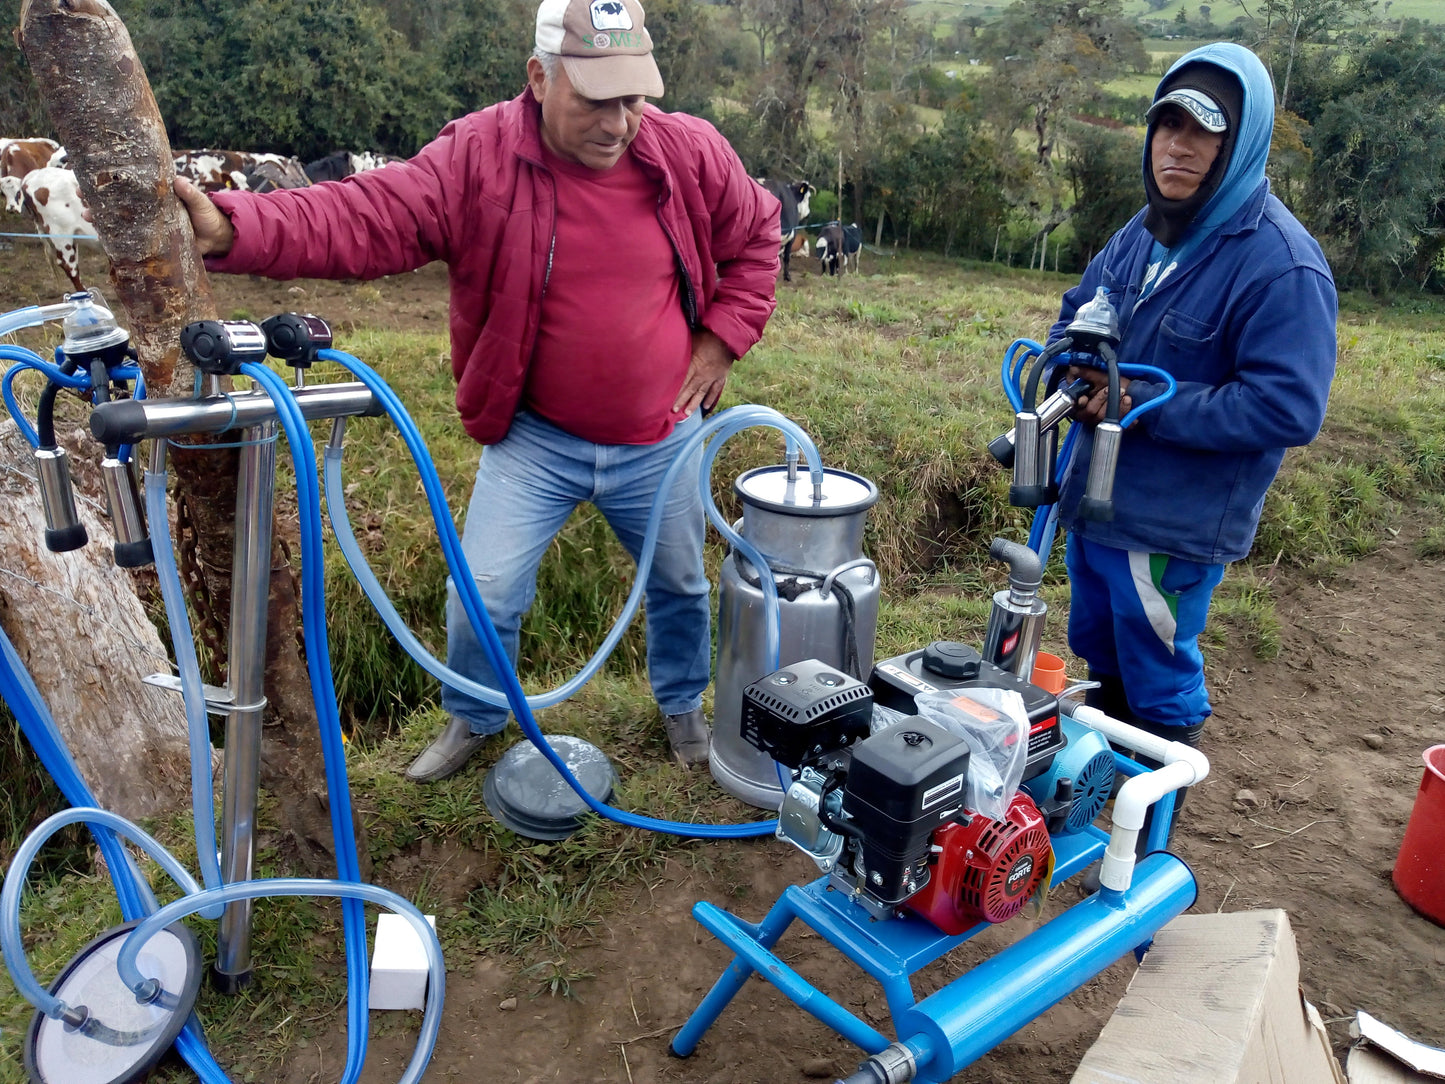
[[4, 236, 1443, 1082]]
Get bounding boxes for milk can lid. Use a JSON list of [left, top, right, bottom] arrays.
[[734, 465, 879, 517]]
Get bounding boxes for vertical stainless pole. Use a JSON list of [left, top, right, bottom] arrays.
[[212, 420, 277, 993]]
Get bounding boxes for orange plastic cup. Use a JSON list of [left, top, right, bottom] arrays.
[[1030, 651, 1067, 695]]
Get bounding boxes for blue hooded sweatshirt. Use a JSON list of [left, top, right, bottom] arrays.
[[1049, 43, 1337, 565]]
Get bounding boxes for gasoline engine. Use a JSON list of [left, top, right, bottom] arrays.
[[740, 653, 1063, 933]]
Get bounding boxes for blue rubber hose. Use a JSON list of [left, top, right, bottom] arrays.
[[114, 879, 443, 1084], [0, 631, 156, 920], [239, 362, 370, 1084], [0, 632, 233, 1082], [1001, 339, 1042, 412], [0, 807, 203, 1017], [1, 808, 444, 1084], [320, 348, 797, 838], [0, 302, 80, 339], [322, 401, 807, 711]]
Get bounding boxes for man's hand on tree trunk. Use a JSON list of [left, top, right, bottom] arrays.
[[174, 176, 234, 257]]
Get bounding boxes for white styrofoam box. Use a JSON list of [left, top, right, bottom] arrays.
[[368, 912, 438, 1011]]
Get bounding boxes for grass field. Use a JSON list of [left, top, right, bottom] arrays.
[[908, 0, 1437, 30], [2, 253, 1443, 1081]]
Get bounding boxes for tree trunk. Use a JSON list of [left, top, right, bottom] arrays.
[[0, 421, 195, 821], [17, 0, 364, 877]]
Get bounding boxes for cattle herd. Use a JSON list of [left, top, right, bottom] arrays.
[[753, 176, 861, 282], [0, 137, 398, 291], [3, 144, 855, 294]]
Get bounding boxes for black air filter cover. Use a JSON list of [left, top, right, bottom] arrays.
[[741, 659, 874, 768], [843, 718, 971, 905]]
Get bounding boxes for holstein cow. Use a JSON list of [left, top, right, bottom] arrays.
[[755, 178, 815, 283], [13, 167, 97, 291], [815, 221, 862, 278]]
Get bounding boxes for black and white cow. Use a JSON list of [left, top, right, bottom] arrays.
[[303, 150, 400, 184], [755, 178, 815, 282], [815, 221, 862, 277]]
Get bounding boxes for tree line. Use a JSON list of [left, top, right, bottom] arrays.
[[1, 0, 1441, 293]]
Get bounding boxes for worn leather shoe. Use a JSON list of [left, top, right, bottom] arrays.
[[663, 708, 711, 768], [405, 715, 493, 783]]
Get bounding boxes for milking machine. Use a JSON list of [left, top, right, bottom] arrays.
[[667, 289, 1210, 1084], [0, 280, 1206, 1083]]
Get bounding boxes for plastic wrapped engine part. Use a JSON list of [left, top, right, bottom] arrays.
[[914, 687, 1029, 821]]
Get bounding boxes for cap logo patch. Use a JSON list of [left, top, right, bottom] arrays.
[[1174, 90, 1225, 131], [1152, 87, 1228, 133], [590, 0, 633, 31]]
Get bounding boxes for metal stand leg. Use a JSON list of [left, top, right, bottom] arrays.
[[672, 832, 1111, 1065], [670, 890, 811, 1057], [212, 421, 276, 993]]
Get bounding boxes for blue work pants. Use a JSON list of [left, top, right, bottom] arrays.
[[1065, 533, 1225, 732], [442, 411, 710, 735]]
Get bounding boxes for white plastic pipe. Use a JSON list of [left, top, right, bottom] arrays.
[[1068, 704, 1211, 892]]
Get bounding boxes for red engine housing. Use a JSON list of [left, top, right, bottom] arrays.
[[904, 791, 1052, 933]]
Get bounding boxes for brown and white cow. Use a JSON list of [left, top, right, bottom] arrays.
[[173, 149, 253, 193], [1, 137, 64, 179], [1, 138, 66, 213], [174, 148, 312, 194], [13, 167, 97, 291]]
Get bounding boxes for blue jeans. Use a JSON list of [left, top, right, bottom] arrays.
[[1065, 533, 1225, 731], [441, 411, 711, 736]]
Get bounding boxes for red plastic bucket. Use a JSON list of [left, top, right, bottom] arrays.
[[1393, 745, 1445, 926]]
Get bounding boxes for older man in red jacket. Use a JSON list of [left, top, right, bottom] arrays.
[[177, 0, 782, 782]]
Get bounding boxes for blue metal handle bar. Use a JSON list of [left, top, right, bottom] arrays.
[[690, 900, 893, 1055]]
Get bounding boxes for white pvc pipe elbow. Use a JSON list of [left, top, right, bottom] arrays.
[[1068, 704, 1211, 892]]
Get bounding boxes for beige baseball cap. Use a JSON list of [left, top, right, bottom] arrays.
[[535, 0, 665, 100]]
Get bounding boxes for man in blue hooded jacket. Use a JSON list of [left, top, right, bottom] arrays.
[[1050, 44, 1337, 828]]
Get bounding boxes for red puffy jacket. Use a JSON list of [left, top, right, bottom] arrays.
[[210, 91, 781, 444]]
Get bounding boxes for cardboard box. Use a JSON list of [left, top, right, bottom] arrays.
[[1070, 909, 1346, 1084], [368, 912, 437, 1011], [1346, 1011, 1445, 1082], [1348, 1045, 1437, 1084]]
